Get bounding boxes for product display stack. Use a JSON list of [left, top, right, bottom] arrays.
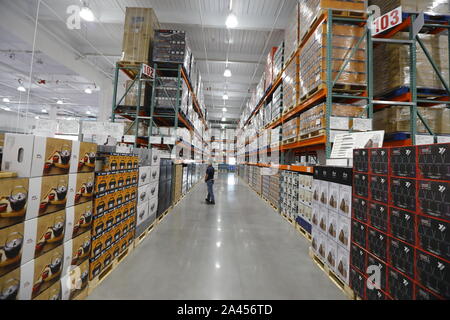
[[311, 166, 353, 289], [135, 149, 160, 239], [90, 152, 138, 283], [0, 134, 96, 300], [350, 144, 449, 300], [297, 172, 314, 232], [281, 171, 300, 221], [157, 158, 173, 218], [173, 164, 183, 204]]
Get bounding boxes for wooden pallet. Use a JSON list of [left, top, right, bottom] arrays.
[[333, 83, 366, 93], [300, 84, 325, 102], [282, 104, 296, 115], [0, 171, 17, 179], [88, 245, 133, 295], [133, 222, 155, 248], [282, 137, 298, 145], [300, 129, 326, 141], [296, 223, 312, 242], [309, 248, 355, 300], [331, 9, 366, 19], [118, 61, 145, 67]]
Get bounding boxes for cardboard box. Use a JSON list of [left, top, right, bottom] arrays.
[[390, 207, 415, 245], [136, 201, 149, 228], [350, 267, 366, 299], [137, 185, 149, 207], [65, 231, 91, 268], [389, 237, 414, 278], [418, 216, 450, 261], [1, 134, 34, 178], [337, 214, 350, 250], [388, 268, 414, 300], [418, 180, 450, 221], [328, 182, 339, 211], [368, 202, 388, 232], [60, 259, 89, 300], [327, 209, 338, 241], [352, 219, 367, 248], [0, 177, 30, 229], [319, 206, 328, 233], [350, 243, 366, 273], [0, 267, 21, 300], [390, 146, 417, 178], [34, 210, 66, 260], [319, 180, 329, 207], [338, 184, 351, 217], [353, 173, 369, 199], [367, 254, 387, 291], [66, 202, 92, 241], [68, 172, 95, 207], [31, 137, 73, 177], [352, 196, 368, 223], [70, 141, 96, 174], [370, 175, 388, 204], [28, 175, 70, 219], [312, 179, 321, 204], [311, 226, 320, 254], [368, 228, 387, 261], [33, 278, 62, 300], [0, 222, 28, 277], [138, 166, 151, 186], [416, 251, 450, 298], [418, 143, 450, 181], [326, 239, 338, 271], [390, 178, 416, 212], [336, 246, 349, 284], [150, 166, 160, 183], [148, 181, 159, 200]]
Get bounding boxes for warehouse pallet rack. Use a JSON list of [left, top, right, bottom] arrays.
[[370, 12, 450, 147], [111, 62, 209, 163]]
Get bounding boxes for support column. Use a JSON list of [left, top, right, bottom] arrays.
[[49, 105, 57, 121]]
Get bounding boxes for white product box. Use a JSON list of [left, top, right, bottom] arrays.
[[137, 185, 149, 206], [311, 226, 320, 254], [148, 181, 159, 200], [138, 166, 151, 186], [327, 209, 338, 241], [69, 141, 97, 174], [319, 180, 329, 207], [148, 196, 158, 220], [338, 184, 352, 217], [311, 203, 320, 227], [1, 133, 35, 177], [312, 179, 321, 205], [328, 182, 339, 212], [150, 149, 160, 166], [330, 117, 350, 130], [336, 246, 350, 284], [350, 118, 373, 132], [326, 239, 338, 271], [317, 230, 326, 260], [337, 214, 351, 250], [319, 206, 328, 233], [59, 259, 89, 300], [31, 137, 75, 178], [149, 166, 160, 183], [136, 201, 149, 228]]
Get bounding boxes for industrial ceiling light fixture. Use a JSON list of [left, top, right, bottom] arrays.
[[41, 108, 47, 113], [80, 2, 95, 22], [3, 107, 11, 111], [86, 110, 91, 115], [222, 107, 227, 112], [223, 92, 229, 100], [2, 98, 10, 103], [17, 79, 26, 92], [84, 88, 92, 94], [222, 117, 226, 122], [225, 0, 238, 29], [57, 99, 64, 105], [223, 67, 232, 78]]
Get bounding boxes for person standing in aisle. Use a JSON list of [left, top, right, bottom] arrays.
[[205, 163, 215, 205]]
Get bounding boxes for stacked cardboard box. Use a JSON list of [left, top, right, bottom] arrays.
[[272, 85, 283, 121], [351, 145, 450, 300], [0, 134, 96, 300], [283, 55, 299, 112], [299, 0, 366, 41], [281, 171, 300, 221], [285, 1, 299, 61], [373, 105, 450, 135], [173, 164, 183, 204], [265, 47, 278, 90], [282, 117, 299, 142], [153, 30, 190, 65], [268, 172, 280, 209], [135, 149, 160, 238], [90, 153, 138, 282], [299, 22, 366, 99], [298, 173, 314, 226], [120, 7, 160, 64], [311, 166, 353, 287], [158, 158, 173, 218], [373, 33, 449, 97], [273, 43, 285, 80]]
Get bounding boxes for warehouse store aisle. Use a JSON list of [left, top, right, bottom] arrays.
[[88, 173, 345, 300]]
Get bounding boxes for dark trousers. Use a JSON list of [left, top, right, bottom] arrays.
[[206, 179, 215, 202]]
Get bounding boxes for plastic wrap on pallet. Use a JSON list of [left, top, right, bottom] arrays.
[[282, 117, 300, 141], [299, 22, 366, 99], [265, 47, 278, 89], [124, 80, 146, 107], [299, 0, 366, 41], [274, 42, 285, 78], [285, 1, 300, 62], [368, 0, 449, 15], [283, 56, 298, 112], [373, 105, 450, 135], [373, 33, 449, 97], [121, 7, 160, 64]]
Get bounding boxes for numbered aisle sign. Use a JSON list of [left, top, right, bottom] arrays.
[[372, 6, 402, 36], [142, 64, 155, 79]]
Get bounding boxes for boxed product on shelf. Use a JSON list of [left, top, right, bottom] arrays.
[[121, 7, 160, 64], [282, 117, 299, 142], [282, 56, 298, 112], [273, 42, 284, 78], [153, 30, 189, 64], [336, 245, 350, 283], [285, 1, 299, 62], [299, 21, 366, 100], [417, 143, 450, 181], [124, 80, 146, 107], [265, 47, 278, 89], [0, 177, 30, 229]]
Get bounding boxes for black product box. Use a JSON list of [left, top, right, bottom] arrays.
[[319, 166, 330, 182], [313, 166, 321, 180], [154, 29, 186, 43], [353, 173, 369, 199], [388, 268, 414, 300], [418, 180, 450, 222], [350, 268, 366, 299], [390, 146, 416, 178], [418, 143, 450, 181], [351, 243, 367, 273], [353, 149, 369, 173], [368, 228, 387, 261], [418, 216, 450, 261], [352, 220, 367, 248], [370, 174, 388, 204], [390, 207, 415, 245], [368, 202, 388, 232], [390, 178, 416, 212], [366, 288, 386, 300], [353, 197, 368, 222], [369, 148, 389, 175], [367, 254, 387, 291], [340, 167, 353, 186], [389, 238, 414, 278], [415, 285, 441, 300], [416, 250, 450, 299]]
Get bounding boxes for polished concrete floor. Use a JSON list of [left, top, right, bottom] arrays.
[[88, 173, 345, 300]]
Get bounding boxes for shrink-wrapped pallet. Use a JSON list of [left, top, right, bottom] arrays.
[[121, 8, 160, 64], [300, 0, 366, 41], [285, 1, 300, 61], [283, 56, 299, 111], [369, 0, 449, 15], [299, 22, 366, 99], [282, 117, 300, 141], [373, 33, 449, 97]]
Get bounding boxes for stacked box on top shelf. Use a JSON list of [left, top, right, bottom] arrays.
[[272, 85, 283, 121], [311, 166, 353, 286], [351, 144, 450, 300], [283, 55, 299, 113], [282, 117, 299, 143], [90, 152, 138, 283], [153, 30, 189, 65], [1, 134, 97, 300], [265, 47, 278, 90], [299, 21, 366, 101], [284, 1, 299, 62], [154, 76, 183, 115], [299, 0, 366, 42], [273, 42, 285, 80]]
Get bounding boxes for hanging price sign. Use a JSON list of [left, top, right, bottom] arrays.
[[372, 6, 402, 36], [141, 64, 155, 79]]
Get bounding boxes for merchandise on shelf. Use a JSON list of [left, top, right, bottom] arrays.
[[282, 55, 299, 112], [273, 42, 285, 79], [284, 1, 299, 61], [369, 0, 448, 16], [265, 47, 278, 90], [120, 7, 160, 64], [351, 144, 450, 300], [282, 117, 299, 142], [152, 30, 190, 65]]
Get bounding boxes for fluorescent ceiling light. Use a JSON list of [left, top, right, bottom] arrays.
[[3, 98, 10, 103], [223, 68, 232, 78], [84, 88, 92, 94], [223, 93, 229, 100], [80, 6, 95, 22], [41, 108, 47, 113], [86, 110, 91, 115], [226, 13, 238, 29], [222, 117, 226, 122], [35, 116, 39, 120], [17, 86, 26, 92], [222, 107, 227, 112], [57, 100, 63, 105], [2, 106, 11, 111]]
